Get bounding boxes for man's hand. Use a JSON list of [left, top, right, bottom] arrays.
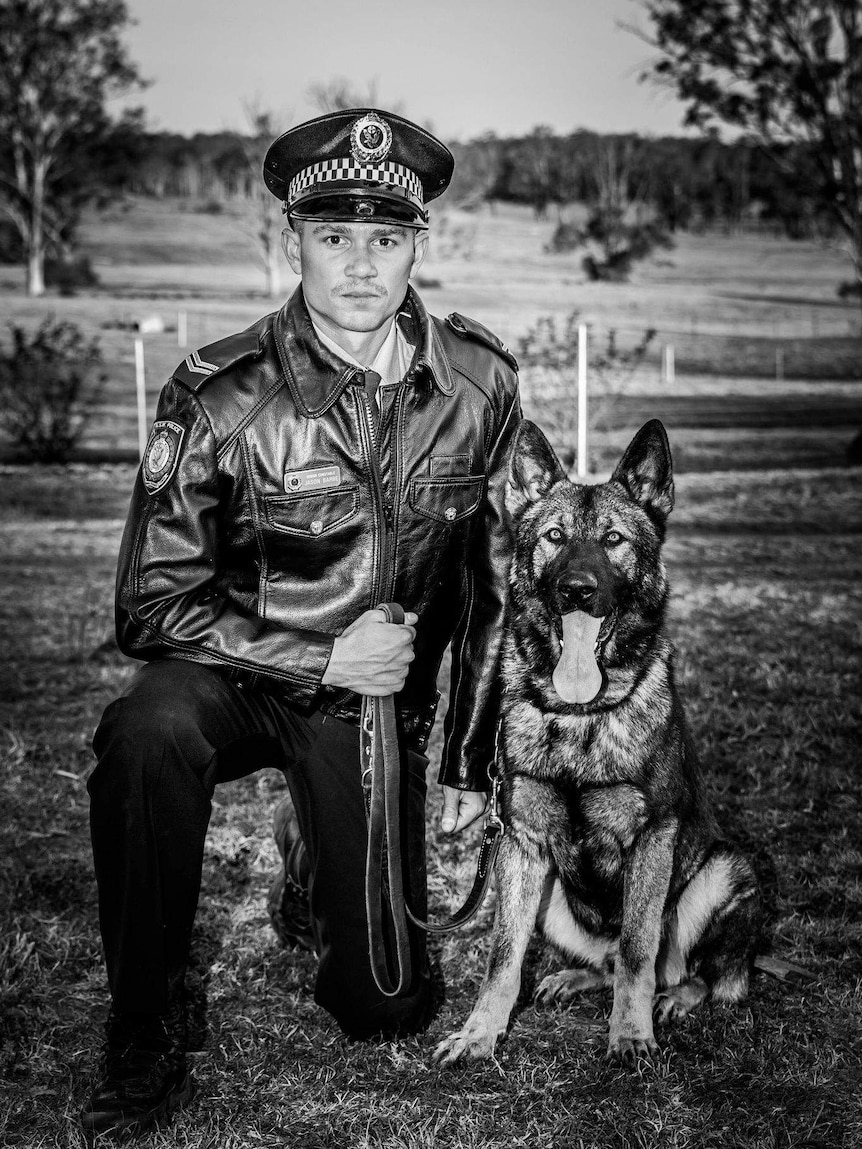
[[322, 608, 418, 696], [441, 786, 488, 834]]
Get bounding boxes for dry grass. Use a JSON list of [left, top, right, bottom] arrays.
[[1, 462, 860, 1148]]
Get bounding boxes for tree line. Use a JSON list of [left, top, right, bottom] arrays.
[[111, 127, 829, 240], [2, 0, 859, 300]]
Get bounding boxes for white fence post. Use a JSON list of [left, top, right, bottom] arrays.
[[577, 323, 588, 479], [662, 343, 675, 385], [135, 339, 147, 460]]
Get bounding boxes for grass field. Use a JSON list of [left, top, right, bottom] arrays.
[[1, 199, 860, 471], [1, 203, 861, 1147], [1, 462, 860, 1148]]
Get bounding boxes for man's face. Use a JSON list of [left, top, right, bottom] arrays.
[[283, 220, 428, 338]]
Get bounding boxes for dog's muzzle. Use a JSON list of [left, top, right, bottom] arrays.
[[555, 569, 600, 614]]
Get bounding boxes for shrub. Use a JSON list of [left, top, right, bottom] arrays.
[[0, 220, 24, 264], [547, 215, 673, 282], [44, 254, 101, 296], [0, 319, 107, 462], [837, 279, 862, 300], [545, 222, 581, 254], [516, 311, 656, 465]]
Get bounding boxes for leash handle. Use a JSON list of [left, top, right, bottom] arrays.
[[363, 689, 413, 997], [362, 601, 502, 994], [362, 602, 410, 997]]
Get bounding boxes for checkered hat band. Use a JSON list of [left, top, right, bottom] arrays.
[[288, 160, 424, 205]]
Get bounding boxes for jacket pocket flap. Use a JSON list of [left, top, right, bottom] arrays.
[[408, 475, 485, 523], [264, 486, 360, 536]]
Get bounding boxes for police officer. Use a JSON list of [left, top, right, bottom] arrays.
[[81, 108, 521, 1136]]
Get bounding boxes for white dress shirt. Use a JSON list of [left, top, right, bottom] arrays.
[[311, 317, 414, 409]]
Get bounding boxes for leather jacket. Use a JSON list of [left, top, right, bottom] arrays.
[[116, 286, 521, 791]]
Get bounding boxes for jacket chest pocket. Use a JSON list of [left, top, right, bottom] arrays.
[[408, 475, 485, 524], [264, 486, 360, 537]]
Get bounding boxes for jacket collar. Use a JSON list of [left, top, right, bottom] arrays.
[[400, 287, 456, 396], [274, 286, 454, 417]]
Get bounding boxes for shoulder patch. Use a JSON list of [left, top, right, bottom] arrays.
[[445, 313, 518, 372], [142, 420, 185, 495], [173, 330, 261, 391]]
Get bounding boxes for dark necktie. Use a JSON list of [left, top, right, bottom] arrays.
[[364, 369, 382, 410], [364, 370, 382, 436]]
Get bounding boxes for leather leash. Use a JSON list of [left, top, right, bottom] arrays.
[[361, 602, 503, 997]]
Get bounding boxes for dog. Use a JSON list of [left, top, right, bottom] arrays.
[[435, 419, 760, 1068]]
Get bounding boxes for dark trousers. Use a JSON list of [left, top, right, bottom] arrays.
[[88, 659, 431, 1039]]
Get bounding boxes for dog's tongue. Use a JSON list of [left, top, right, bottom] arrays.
[[552, 611, 604, 703]]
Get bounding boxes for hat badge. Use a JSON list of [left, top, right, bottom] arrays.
[[350, 112, 392, 164]]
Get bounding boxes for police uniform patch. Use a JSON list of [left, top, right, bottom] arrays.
[[142, 420, 185, 495]]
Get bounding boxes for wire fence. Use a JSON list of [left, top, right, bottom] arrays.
[[518, 326, 862, 389]]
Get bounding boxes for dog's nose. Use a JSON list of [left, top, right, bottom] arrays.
[[556, 569, 598, 612]]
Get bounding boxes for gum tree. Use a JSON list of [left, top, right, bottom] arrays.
[[639, 0, 862, 299], [0, 0, 144, 296]]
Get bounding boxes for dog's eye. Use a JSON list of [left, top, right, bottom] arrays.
[[544, 527, 566, 544], [604, 530, 624, 546]]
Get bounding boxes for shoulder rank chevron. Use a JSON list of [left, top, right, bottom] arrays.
[[172, 330, 261, 390], [185, 349, 219, 376]]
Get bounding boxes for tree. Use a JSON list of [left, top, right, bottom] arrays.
[[638, 0, 862, 298], [547, 137, 673, 282], [240, 103, 290, 298], [0, 0, 144, 296], [307, 78, 404, 115]]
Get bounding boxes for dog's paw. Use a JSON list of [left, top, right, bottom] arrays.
[[535, 969, 600, 1006], [653, 979, 708, 1026], [605, 1034, 659, 1069], [434, 1017, 498, 1065], [653, 991, 688, 1026]]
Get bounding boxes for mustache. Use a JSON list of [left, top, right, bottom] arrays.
[[334, 283, 386, 296]]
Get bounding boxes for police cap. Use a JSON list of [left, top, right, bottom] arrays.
[[263, 108, 454, 230]]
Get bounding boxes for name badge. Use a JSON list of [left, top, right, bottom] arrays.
[[283, 464, 342, 493]]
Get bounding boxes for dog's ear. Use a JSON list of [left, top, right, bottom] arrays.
[[611, 420, 674, 521], [506, 421, 567, 517]]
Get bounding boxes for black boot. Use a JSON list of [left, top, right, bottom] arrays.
[[267, 795, 315, 952], [80, 1000, 192, 1137]]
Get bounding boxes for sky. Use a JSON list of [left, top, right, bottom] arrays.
[[118, 0, 694, 140]]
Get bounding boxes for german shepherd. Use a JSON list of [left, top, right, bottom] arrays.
[[436, 419, 760, 1068]]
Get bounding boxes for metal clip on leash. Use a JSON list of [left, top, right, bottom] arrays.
[[362, 602, 503, 997]]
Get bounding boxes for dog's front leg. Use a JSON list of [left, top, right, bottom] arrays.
[[435, 836, 548, 1064], [608, 817, 677, 1068]]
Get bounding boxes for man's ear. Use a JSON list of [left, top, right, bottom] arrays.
[[506, 420, 566, 519], [282, 226, 301, 275], [410, 230, 429, 278]]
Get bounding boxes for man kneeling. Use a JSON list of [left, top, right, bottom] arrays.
[[81, 107, 521, 1136]]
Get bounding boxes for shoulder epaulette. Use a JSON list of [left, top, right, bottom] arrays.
[[445, 312, 518, 372], [173, 330, 261, 391]]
